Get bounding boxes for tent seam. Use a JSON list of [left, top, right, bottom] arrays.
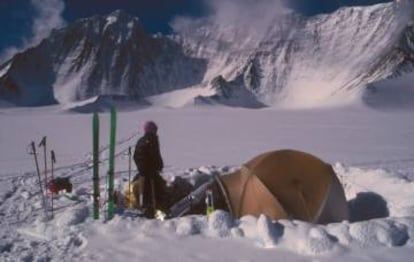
[[313, 165, 334, 223]]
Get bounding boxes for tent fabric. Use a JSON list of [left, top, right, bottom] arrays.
[[316, 169, 349, 224], [218, 149, 349, 223], [221, 166, 288, 219]]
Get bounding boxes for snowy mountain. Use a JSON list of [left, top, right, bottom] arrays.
[[177, 1, 414, 108], [0, 10, 206, 106], [0, 2, 413, 108]]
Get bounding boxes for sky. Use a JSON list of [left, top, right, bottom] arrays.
[[0, 0, 392, 63]]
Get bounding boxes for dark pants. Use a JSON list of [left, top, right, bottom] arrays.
[[143, 174, 156, 218], [142, 172, 168, 218]]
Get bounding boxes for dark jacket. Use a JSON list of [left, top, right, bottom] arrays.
[[133, 133, 163, 176]]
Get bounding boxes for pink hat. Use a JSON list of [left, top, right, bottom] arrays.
[[144, 121, 158, 134]]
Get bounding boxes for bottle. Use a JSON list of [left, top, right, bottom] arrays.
[[205, 189, 214, 216]]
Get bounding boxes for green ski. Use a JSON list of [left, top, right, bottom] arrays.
[[92, 112, 100, 220], [107, 106, 117, 220]]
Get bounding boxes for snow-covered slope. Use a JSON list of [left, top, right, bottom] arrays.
[[0, 2, 413, 108], [177, 1, 414, 108]]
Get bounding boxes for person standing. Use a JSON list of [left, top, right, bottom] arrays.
[[133, 121, 164, 218]]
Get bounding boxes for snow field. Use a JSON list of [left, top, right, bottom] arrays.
[[1, 106, 414, 261]]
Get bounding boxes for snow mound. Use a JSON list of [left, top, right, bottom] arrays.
[[348, 219, 408, 248], [175, 216, 206, 236], [57, 206, 90, 227], [284, 222, 337, 255], [207, 210, 234, 238], [334, 163, 414, 218], [256, 214, 283, 247]]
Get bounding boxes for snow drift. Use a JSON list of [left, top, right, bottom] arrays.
[[1, 162, 413, 260]]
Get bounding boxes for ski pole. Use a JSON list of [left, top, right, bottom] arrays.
[[29, 141, 48, 220], [51, 150, 56, 219], [38, 137, 48, 194], [128, 146, 132, 208]]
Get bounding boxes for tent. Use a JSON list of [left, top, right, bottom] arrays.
[[128, 149, 349, 224], [216, 149, 349, 223]]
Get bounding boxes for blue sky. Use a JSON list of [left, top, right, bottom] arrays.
[[0, 0, 391, 63]]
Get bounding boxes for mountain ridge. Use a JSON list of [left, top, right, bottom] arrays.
[[0, 3, 413, 108]]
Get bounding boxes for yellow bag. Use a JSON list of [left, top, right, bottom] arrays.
[[123, 177, 144, 209]]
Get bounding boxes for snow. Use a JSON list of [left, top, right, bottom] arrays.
[[1, 103, 414, 261], [127, 21, 134, 29], [145, 87, 215, 108], [53, 54, 93, 105], [0, 62, 11, 78], [61, 96, 100, 110], [104, 15, 118, 32]]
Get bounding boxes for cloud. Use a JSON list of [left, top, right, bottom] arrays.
[[397, 0, 414, 22], [207, 0, 286, 31], [387, 0, 414, 46], [0, 0, 65, 64], [0, 46, 21, 65], [174, 0, 287, 27], [171, 0, 289, 49], [31, 0, 65, 44]]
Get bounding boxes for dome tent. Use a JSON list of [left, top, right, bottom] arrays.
[[134, 149, 349, 224], [217, 150, 349, 223]]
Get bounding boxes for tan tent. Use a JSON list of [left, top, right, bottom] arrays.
[[216, 149, 349, 223]]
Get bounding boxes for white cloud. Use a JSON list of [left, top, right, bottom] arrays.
[[172, 0, 288, 40], [0, 0, 65, 64], [31, 0, 66, 44]]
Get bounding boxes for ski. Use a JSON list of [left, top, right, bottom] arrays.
[[107, 106, 117, 220], [92, 112, 100, 220]]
